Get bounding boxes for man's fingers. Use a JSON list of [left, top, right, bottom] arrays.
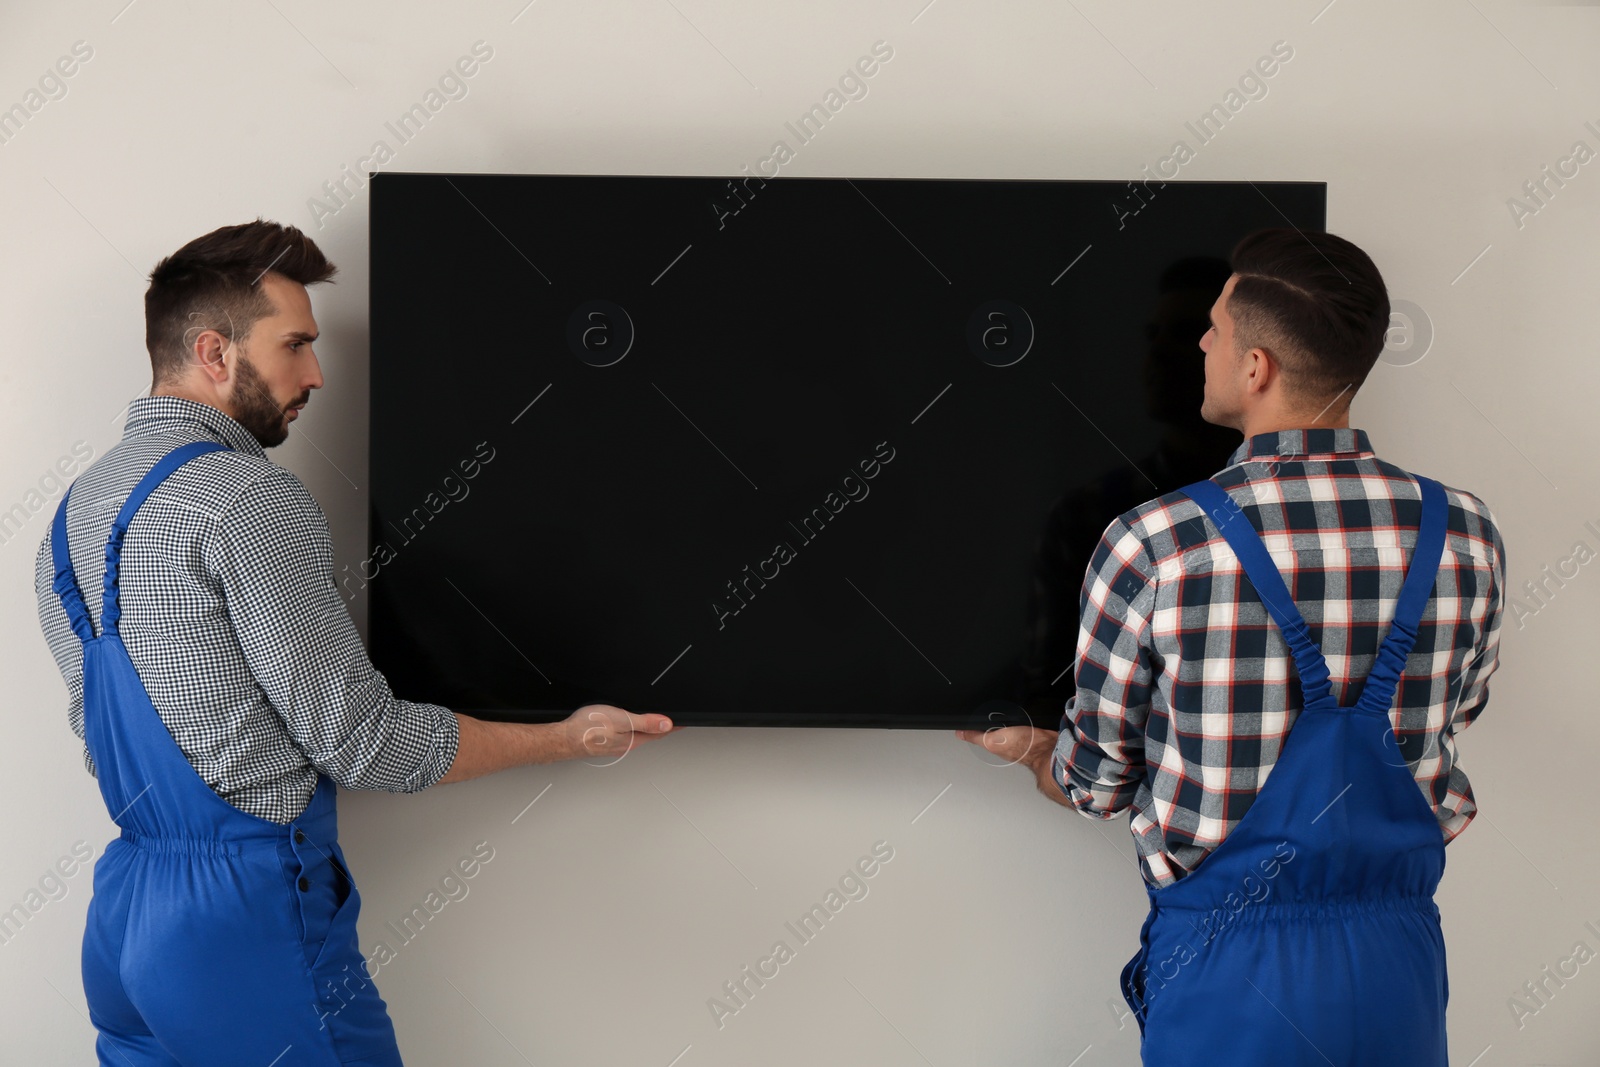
[[957, 727, 1015, 745], [991, 728, 1029, 756], [956, 726, 1019, 755], [626, 712, 674, 734], [578, 706, 675, 734]]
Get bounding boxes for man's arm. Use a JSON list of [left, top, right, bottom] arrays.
[[1434, 501, 1506, 839], [34, 525, 96, 777], [1052, 514, 1158, 815], [208, 466, 464, 792], [1445, 507, 1506, 737], [960, 515, 1158, 814], [440, 705, 678, 785], [212, 468, 681, 790]]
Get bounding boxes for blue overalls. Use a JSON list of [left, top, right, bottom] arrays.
[[51, 441, 405, 1066], [1117, 474, 1452, 1066]]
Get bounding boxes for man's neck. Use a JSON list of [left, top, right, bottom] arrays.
[[151, 385, 231, 420], [1239, 411, 1350, 441]]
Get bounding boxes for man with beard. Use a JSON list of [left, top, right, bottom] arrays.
[[34, 219, 680, 1065]]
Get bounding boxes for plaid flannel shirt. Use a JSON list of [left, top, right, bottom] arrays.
[[1051, 427, 1505, 889]]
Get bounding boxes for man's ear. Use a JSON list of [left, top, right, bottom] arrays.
[[192, 331, 233, 386], [1243, 345, 1277, 397]]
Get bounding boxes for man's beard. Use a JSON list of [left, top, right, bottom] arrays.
[[230, 349, 297, 448]]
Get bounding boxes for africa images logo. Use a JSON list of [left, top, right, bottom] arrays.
[[566, 300, 635, 367]]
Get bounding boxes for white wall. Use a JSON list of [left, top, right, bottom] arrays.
[[3, 2, 1596, 1063]]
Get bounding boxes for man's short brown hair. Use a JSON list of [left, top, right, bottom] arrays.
[[1227, 228, 1390, 415], [144, 218, 336, 385]]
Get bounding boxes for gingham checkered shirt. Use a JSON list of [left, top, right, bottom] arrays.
[[35, 396, 460, 824], [1051, 427, 1506, 889]]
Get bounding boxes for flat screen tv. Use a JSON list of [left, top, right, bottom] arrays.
[[366, 172, 1326, 729]]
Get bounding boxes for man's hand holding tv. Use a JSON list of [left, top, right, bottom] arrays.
[[441, 703, 681, 784], [566, 704, 683, 760], [955, 725, 1074, 807]]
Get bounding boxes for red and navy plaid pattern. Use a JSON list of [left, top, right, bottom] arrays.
[[1050, 427, 1506, 889]]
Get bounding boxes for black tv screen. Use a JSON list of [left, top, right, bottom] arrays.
[[366, 172, 1325, 729]]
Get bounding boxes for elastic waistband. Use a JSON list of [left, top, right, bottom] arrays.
[[1155, 893, 1439, 925], [117, 828, 290, 856]]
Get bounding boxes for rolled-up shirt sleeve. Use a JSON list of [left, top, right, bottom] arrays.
[[1051, 516, 1157, 818], [207, 467, 459, 793]]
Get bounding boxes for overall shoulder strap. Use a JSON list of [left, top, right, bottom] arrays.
[[1179, 479, 1338, 712], [1354, 476, 1449, 714], [50, 487, 95, 641], [100, 441, 232, 635]]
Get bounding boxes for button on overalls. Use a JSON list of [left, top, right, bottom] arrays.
[[1117, 475, 1452, 1066], [51, 441, 405, 1066]]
